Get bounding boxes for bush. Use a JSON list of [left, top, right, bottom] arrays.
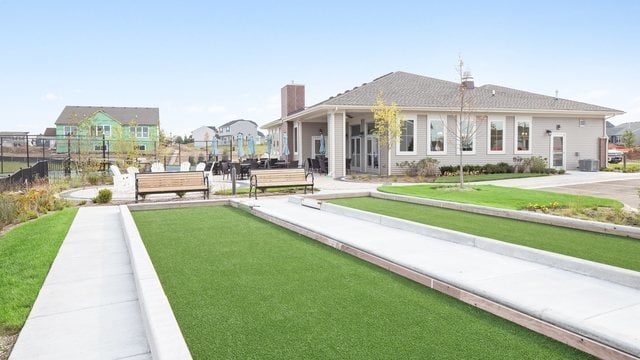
[[558, 169, 566, 174], [93, 189, 112, 204], [176, 191, 186, 198], [188, 156, 196, 166], [397, 158, 440, 177], [87, 173, 100, 185], [0, 194, 18, 228], [197, 154, 206, 163], [529, 156, 548, 173]]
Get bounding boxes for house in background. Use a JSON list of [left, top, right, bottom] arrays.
[[35, 128, 57, 149], [261, 71, 623, 178], [0, 131, 29, 147], [217, 119, 260, 145], [54, 106, 160, 153], [191, 126, 218, 148], [607, 122, 640, 147]]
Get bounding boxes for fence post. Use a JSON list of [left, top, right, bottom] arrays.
[[65, 135, 71, 176], [178, 143, 181, 164], [26, 135, 30, 168], [1, 137, 3, 174], [42, 137, 45, 160], [102, 134, 106, 173]]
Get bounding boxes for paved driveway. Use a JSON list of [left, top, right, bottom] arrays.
[[480, 171, 640, 209], [541, 179, 640, 209]]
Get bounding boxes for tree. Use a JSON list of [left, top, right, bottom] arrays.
[[622, 129, 635, 148], [444, 57, 485, 189], [372, 92, 405, 176]]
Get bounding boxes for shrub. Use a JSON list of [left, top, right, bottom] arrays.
[[558, 169, 566, 174], [397, 158, 440, 177], [176, 191, 186, 198], [93, 189, 112, 204], [86, 173, 100, 185], [529, 156, 548, 173], [197, 154, 206, 163], [0, 193, 18, 228], [188, 156, 196, 166]]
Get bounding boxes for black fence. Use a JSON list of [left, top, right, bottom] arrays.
[[0, 161, 49, 191]]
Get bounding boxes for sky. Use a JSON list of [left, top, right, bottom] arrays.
[[1, 0, 639, 137]]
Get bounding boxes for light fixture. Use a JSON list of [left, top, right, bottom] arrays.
[[556, 124, 561, 130], [546, 129, 552, 135]]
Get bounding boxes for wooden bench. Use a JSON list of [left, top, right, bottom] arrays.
[[249, 168, 314, 199], [135, 171, 209, 202]]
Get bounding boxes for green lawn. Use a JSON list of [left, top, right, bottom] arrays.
[[0, 161, 29, 174], [434, 173, 549, 183], [378, 184, 622, 210], [328, 197, 639, 272], [133, 206, 588, 359], [0, 208, 78, 334], [214, 186, 316, 196]]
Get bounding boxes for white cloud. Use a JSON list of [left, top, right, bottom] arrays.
[[41, 93, 61, 101]]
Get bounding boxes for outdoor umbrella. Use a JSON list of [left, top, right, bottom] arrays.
[[236, 134, 244, 160], [247, 135, 256, 158], [282, 132, 289, 158], [266, 134, 272, 157], [319, 133, 326, 155], [210, 136, 219, 159]]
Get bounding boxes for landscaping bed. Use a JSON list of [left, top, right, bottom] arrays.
[[327, 197, 640, 272], [133, 206, 588, 359]]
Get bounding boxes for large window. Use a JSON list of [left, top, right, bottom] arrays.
[[130, 126, 149, 138], [64, 126, 78, 136], [488, 117, 505, 154], [457, 116, 475, 154], [91, 125, 111, 138], [428, 117, 446, 154], [514, 116, 532, 154], [398, 119, 415, 154]]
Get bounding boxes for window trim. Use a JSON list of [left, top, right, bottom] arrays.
[[427, 116, 447, 155], [456, 116, 476, 155], [487, 116, 506, 154], [396, 117, 417, 155], [514, 116, 533, 155]]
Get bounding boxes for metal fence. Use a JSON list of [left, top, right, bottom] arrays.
[[0, 135, 270, 177]]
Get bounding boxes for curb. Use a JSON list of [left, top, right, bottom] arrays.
[[370, 191, 640, 239], [119, 205, 192, 360], [319, 201, 640, 290]]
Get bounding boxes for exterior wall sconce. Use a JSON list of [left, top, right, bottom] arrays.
[[556, 124, 561, 130], [546, 129, 552, 135]]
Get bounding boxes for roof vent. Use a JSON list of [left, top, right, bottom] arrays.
[[491, 89, 496, 96], [462, 71, 475, 90]]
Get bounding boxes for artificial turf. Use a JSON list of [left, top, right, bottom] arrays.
[[378, 184, 622, 210], [133, 206, 589, 359], [0, 208, 78, 334], [328, 197, 640, 272]]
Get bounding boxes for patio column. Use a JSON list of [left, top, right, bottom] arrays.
[[328, 111, 346, 178]]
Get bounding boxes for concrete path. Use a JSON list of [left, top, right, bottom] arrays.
[[478, 170, 640, 189], [541, 178, 640, 209], [10, 207, 150, 360], [242, 196, 640, 357]]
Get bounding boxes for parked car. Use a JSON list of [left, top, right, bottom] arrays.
[[608, 150, 623, 164]]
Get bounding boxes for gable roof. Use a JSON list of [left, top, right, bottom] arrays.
[[316, 71, 622, 113], [55, 106, 159, 125], [43, 127, 56, 136], [607, 122, 640, 136], [218, 119, 257, 128]]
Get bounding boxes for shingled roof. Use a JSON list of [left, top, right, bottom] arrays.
[[316, 71, 621, 113], [55, 106, 159, 125]]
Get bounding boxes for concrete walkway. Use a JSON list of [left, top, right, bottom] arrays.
[[10, 207, 150, 360], [242, 195, 640, 357]]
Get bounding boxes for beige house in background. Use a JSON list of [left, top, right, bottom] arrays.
[[261, 71, 623, 178]]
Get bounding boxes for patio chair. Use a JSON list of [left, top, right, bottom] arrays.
[[316, 155, 327, 174], [180, 161, 191, 171], [221, 161, 230, 180], [195, 162, 206, 171], [288, 160, 299, 169], [346, 158, 351, 175], [311, 158, 321, 173], [126, 166, 139, 175], [110, 165, 134, 193], [151, 162, 165, 172], [306, 158, 313, 172]]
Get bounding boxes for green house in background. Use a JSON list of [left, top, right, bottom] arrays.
[[54, 106, 160, 154]]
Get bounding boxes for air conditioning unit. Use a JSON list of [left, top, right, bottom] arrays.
[[579, 159, 600, 172]]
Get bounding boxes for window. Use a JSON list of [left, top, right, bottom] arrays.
[[135, 144, 146, 151], [579, 119, 586, 127], [130, 126, 149, 138], [514, 116, 532, 154], [64, 126, 78, 136], [91, 125, 111, 138], [427, 117, 446, 154], [398, 119, 415, 154], [457, 116, 476, 154], [293, 126, 298, 154], [488, 117, 505, 154], [94, 145, 107, 151]]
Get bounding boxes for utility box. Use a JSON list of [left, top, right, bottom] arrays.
[[579, 159, 600, 172]]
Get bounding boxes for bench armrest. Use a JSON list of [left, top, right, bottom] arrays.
[[305, 171, 314, 183]]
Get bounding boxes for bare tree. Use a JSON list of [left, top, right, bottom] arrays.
[[443, 57, 486, 189]]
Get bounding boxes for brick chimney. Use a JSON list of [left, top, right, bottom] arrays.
[[281, 83, 305, 118], [462, 71, 475, 90]]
